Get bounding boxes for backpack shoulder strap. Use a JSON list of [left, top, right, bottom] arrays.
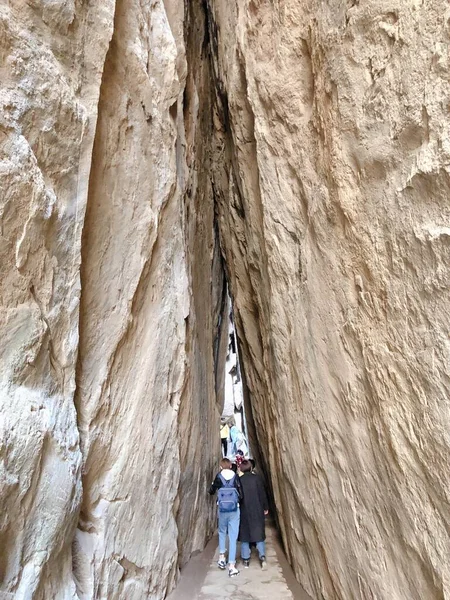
[[219, 473, 234, 487]]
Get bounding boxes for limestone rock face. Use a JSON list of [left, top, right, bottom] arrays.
[[3, 0, 450, 599], [0, 1, 114, 597], [75, 1, 220, 596], [1, 1, 220, 599], [208, 1, 450, 599]]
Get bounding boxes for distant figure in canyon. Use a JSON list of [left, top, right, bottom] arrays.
[[209, 457, 244, 577], [228, 419, 249, 460], [220, 418, 230, 457], [235, 449, 245, 471], [228, 418, 239, 458], [238, 460, 269, 570]]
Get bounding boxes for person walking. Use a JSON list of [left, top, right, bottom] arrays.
[[228, 419, 239, 460], [220, 419, 230, 457], [228, 420, 249, 460], [209, 458, 244, 577], [235, 449, 245, 472], [238, 460, 269, 569]]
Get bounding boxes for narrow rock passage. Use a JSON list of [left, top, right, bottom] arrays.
[[167, 523, 312, 600]]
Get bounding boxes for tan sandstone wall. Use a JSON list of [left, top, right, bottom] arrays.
[[75, 1, 220, 596], [0, 1, 114, 597], [1, 1, 221, 599], [3, 0, 450, 599], [208, 1, 450, 599]]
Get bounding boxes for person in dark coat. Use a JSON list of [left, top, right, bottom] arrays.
[[238, 460, 269, 569]]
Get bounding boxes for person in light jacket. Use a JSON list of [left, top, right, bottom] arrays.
[[220, 419, 230, 457], [209, 458, 244, 577]]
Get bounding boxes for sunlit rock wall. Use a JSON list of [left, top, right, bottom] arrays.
[[73, 0, 220, 597], [3, 0, 449, 598], [0, 1, 114, 597], [208, 1, 450, 599], [1, 1, 220, 599]]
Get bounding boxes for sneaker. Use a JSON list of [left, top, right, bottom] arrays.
[[260, 556, 267, 570], [217, 558, 226, 570], [242, 558, 250, 568], [228, 565, 240, 577]]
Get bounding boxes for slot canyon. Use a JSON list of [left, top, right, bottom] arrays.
[[1, 0, 449, 599]]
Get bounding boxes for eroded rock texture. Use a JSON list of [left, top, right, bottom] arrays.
[[2, 0, 450, 599], [75, 1, 220, 596], [0, 1, 114, 597], [1, 1, 220, 599], [208, 1, 450, 599]]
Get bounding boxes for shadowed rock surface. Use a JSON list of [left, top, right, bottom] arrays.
[[206, 1, 450, 598], [1, 1, 450, 599]]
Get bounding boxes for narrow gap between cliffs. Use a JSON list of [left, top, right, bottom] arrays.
[[219, 293, 251, 461], [172, 1, 311, 597], [215, 285, 279, 534]]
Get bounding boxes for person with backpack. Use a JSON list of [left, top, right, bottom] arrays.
[[238, 460, 269, 569], [208, 457, 244, 577]]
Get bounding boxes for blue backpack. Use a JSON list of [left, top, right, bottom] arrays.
[[217, 474, 239, 512]]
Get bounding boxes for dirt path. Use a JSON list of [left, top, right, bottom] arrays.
[[167, 523, 312, 600]]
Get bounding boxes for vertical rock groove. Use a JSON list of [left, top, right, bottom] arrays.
[[206, 1, 450, 599], [2, 1, 450, 600], [74, 0, 223, 597], [0, 1, 115, 597]]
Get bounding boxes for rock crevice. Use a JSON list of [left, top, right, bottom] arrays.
[[206, 1, 450, 599], [1, 1, 450, 600]]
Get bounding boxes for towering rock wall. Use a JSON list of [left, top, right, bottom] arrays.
[[0, 2, 114, 597], [1, 1, 221, 599], [208, 1, 450, 599], [3, 1, 450, 599]]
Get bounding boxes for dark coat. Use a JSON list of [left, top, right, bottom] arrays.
[[238, 472, 269, 542], [208, 471, 244, 503]]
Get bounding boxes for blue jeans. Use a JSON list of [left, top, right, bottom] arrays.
[[241, 540, 266, 559], [218, 508, 240, 564]]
